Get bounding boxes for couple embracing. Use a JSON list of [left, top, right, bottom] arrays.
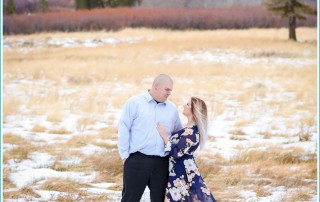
[[118, 74, 216, 202]]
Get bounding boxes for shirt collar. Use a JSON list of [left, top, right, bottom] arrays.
[[145, 91, 167, 105]]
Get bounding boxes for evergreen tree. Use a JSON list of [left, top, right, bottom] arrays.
[[38, 0, 49, 12], [75, 0, 89, 9], [75, 0, 141, 9], [263, 0, 317, 41], [5, 0, 16, 15]]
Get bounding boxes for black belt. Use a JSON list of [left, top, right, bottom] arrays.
[[130, 151, 164, 159]]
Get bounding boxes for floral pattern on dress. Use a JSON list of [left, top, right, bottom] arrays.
[[164, 125, 216, 202]]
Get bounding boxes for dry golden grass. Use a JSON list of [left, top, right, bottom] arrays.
[[48, 127, 72, 134], [53, 191, 110, 201], [3, 28, 317, 201], [50, 161, 74, 172], [93, 141, 117, 150], [3, 133, 40, 163], [228, 129, 246, 136], [3, 96, 21, 118], [196, 158, 221, 179], [3, 187, 41, 199], [54, 191, 90, 201], [47, 111, 64, 123], [83, 150, 123, 183], [97, 127, 118, 139], [211, 101, 226, 117], [40, 178, 88, 192], [47, 150, 85, 171], [3, 167, 16, 189], [5, 144, 39, 162], [3, 133, 28, 145], [231, 146, 313, 165], [76, 117, 97, 133], [281, 189, 314, 202], [230, 135, 248, 141], [252, 186, 272, 197], [64, 134, 98, 147], [31, 124, 47, 133]]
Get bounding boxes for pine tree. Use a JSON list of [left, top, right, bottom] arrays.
[[263, 0, 317, 41], [75, 0, 87, 9], [75, 0, 141, 9], [5, 0, 16, 15], [38, 0, 49, 12]]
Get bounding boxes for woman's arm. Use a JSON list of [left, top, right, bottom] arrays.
[[157, 123, 198, 159]]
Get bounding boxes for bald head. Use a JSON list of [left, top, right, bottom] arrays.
[[152, 74, 173, 86], [150, 74, 173, 102]]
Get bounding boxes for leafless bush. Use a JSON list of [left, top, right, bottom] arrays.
[[3, 6, 317, 34]]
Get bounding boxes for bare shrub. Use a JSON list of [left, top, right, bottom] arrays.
[[298, 120, 315, 142], [253, 186, 271, 197], [3, 7, 317, 35], [76, 117, 96, 133]]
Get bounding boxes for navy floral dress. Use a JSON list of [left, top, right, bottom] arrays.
[[164, 125, 216, 202]]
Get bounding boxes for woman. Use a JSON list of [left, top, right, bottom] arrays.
[[157, 97, 216, 202]]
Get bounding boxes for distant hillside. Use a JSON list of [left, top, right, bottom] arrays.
[[138, 0, 317, 8]]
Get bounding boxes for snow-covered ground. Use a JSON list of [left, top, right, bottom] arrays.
[[3, 36, 318, 201], [157, 49, 315, 68], [3, 36, 147, 49]]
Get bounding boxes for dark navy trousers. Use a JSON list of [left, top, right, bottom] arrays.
[[121, 152, 169, 202]]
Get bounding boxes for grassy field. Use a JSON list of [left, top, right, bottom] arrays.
[[3, 28, 318, 201]]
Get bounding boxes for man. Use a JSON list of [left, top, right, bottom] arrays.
[[118, 74, 182, 202]]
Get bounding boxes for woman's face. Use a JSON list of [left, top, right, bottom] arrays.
[[182, 99, 193, 117]]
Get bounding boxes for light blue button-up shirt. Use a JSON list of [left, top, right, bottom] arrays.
[[118, 92, 182, 159]]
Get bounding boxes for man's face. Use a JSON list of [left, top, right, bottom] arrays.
[[155, 81, 172, 102]]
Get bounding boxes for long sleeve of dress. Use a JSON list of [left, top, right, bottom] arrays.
[[165, 127, 199, 159]]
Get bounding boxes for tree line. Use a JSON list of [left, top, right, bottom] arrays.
[[4, 0, 141, 15], [3, 0, 317, 41], [75, 0, 141, 9]]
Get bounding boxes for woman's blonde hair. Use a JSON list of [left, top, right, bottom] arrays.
[[191, 97, 208, 150]]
